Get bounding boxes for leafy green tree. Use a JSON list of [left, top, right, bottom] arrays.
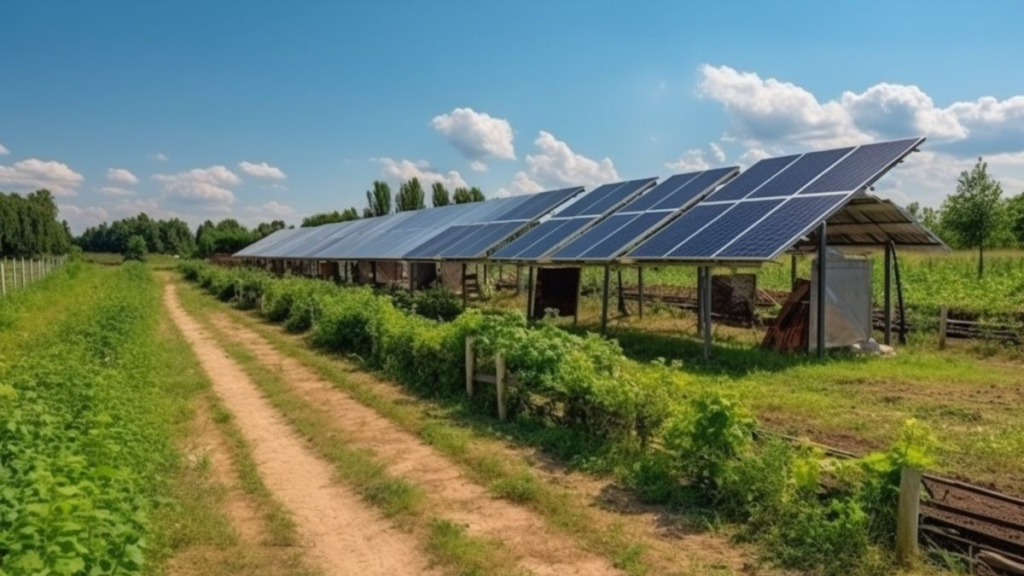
[[124, 235, 148, 261], [0, 189, 72, 256], [453, 186, 486, 204], [254, 220, 287, 238], [1007, 192, 1024, 246], [395, 178, 426, 212], [77, 213, 197, 255], [941, 157, 1007, 278], [431, 183, 450, 207], [301, 208, 359, 227], [364, 180, 392, 217]]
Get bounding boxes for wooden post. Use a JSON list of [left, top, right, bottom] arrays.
[[884, 245, 892, 345], [637, 267, 644, 319], [896, 466, 922, 566], [465, 336, 475, 397], [938, 306, 948, 350], [816, 222, 827, 357], [1, 259, 6, 297], [515, 265, 522, 296], [12, 257, 17, 290], [600, 265, 611, 334], [495, 351, 507, 422], [22, 257, 26, 288], [696, 268, 704, 334]]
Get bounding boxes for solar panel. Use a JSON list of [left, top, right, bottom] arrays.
[[398, 186, 585, 260], [490, 178, 656, 261], [546, 168, 738, 262], [627, 137, 924, 262]]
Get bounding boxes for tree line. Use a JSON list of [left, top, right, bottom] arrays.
[[905, 157, 1024, 277], [0, 190, 73, 257], [301, 178, 485, 227], [76, 216, 287, 258]]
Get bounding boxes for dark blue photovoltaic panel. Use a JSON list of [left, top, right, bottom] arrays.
[[579, 178, 656, 216], [621, 173, 699, 213], [491, 220, 564, 259], [442, 221, 523, 258], [717, 195, 848, 259], [554, 183, 622, 218], [514, 218, 592, 260], [705, 155, 800, 202], [747, 148, 853, 199], [550, 214, 637, 260], [649, 167, 737, 211], [492, 187, 582, 221], [579, 212, 667, 259], [799, 138, 920, 195], [629, 204, 731, 258], [668, 200, 784, 258], [404, 225, 481, 259]]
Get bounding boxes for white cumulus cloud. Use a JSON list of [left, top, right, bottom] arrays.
[[0, 158, 84, 196], [238, 161, 287, 180], [375, 158, 468, 190], [431, 107, 515, 171], [522, 131, 618, 188], [153, 165, 240, 205], [0, 141, 8, 155], [106, 167, 139, 185]]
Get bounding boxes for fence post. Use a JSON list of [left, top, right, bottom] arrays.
[[465, 336, 475, 397], [495, 351, 507, 422], [896, 465, 922, 566], [1, 259, 5, 297], [11, 258, 17, 290], [21, 257, 26, 288], [938, 306, 948, 350]]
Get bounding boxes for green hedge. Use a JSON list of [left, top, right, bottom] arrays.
[[180, 260, 939, 575]]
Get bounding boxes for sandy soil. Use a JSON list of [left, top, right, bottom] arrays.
[[209, 313, 621, 576], [164, 283, 435, 576]]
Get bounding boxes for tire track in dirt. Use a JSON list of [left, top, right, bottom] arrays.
[[209, 313, 622, 576], [164, 284, 435, 576]]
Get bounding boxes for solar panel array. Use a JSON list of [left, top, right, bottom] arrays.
[[490, 178, 657, 261], [405, 186, 582, 260], [548, 167, 738, 262], [236, 137, 924, 266], [628, 137, 924, 262], [234, 187, 582, 261]]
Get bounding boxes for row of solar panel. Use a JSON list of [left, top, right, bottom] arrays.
[[237, 137, 923, 265]]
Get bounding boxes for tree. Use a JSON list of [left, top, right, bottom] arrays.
[[1007, 192, 1024, 246], [364, 180, 392, 217], [395, 178, 426, 212], [431, 182, 450, 207], [452, 186, 484, 204], [301, 209, 359, 227], [0, 189, 72, 257], [124, 235, 148, 261], [941, 157, 1007, 278], [254, 220, 287, 238]]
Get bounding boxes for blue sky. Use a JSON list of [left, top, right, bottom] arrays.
[[3, 1, 1024, 233]]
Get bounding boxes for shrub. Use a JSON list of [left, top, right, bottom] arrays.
[[125, 234, 148, 261], [664, 392, 756, 494], [412, 286, 462, 322]]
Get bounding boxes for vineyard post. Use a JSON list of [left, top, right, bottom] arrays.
[[495, 351, 507, 422], [896, 465, 922, 566], [938, 306, 948, 350], [465, 336, 475, 397]]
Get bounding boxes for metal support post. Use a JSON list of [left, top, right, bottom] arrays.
[[816, 222, 827, 357]]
